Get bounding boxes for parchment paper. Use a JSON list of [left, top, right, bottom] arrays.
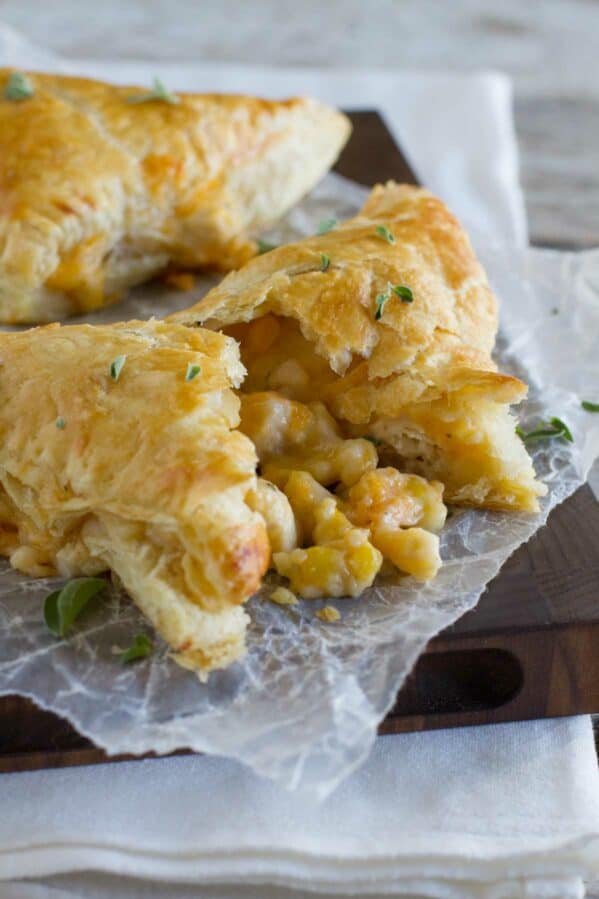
[[1, 175, 598, 797]]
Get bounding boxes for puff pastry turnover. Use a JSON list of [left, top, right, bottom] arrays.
[[0, 70, 350, 323], [0, 319, 269, 671], [172, 182, 546, 512]]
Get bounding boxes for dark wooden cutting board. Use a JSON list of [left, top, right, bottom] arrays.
[[0, 111, 597, 774]]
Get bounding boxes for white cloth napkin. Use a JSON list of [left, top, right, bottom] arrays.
[[1, 718, 599, 899], [0, 29, 598, 898]]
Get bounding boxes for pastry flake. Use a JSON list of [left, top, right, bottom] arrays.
[[0, 319, 270, 671], [0, 69, 350, 323], [172, 182, 546, 512]]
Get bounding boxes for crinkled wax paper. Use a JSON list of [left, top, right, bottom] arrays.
[[1, 175, 598, 797]]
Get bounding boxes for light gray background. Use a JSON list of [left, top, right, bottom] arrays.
[[0, 0, 598, 248]]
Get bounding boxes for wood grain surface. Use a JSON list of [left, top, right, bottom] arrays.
[[0, 111, 597, 774]]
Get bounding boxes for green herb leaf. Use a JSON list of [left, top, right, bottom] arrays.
[[551, 307, 559, 316], [256, 238, 277, 254], [316, 218, 337, 235], [374, 291, 391, 321], [549, 416, 573, 442], [185, 362, 202, 381], [374, 283, 414, 320], [516, 416, 574, 444], [517, 426, 560, 442], [364, 435, 382, 446], [5, 71, 34, 101], [44, 577, 107, 638], [43, 590, 62, 636], [55, 417, 66, 430], [375, 225, 395, 244], [120, 633, 153, 664], [110, 354, 126, 382], [320, 253, 330, 272], [582, 400, 599, 413], [392, 284, 414, 303], [126, 77, 179, 105]]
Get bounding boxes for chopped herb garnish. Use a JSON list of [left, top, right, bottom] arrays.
[[375, 283, 414, 320], [257, 238, 277, 254], [185, 362, 201, 381], [375, 225, 395, 244], [516, 416, 573, 444], [120, 633, 153, 664], [320, 253, 330, 272], [55, 417, 66, 430], [374, 291, 391, 321], [110, 354, 126, 382], [548, 416, 573, 442], [5, 71, 34, 101], [316, 218, 337, 235], [551, 307, 559, 316], [126, 77, 179, 105], [582, 400, 599, 413], [392, 284, 414, 303], [364, 435, 382, 446], [44, 577, 106, 638]]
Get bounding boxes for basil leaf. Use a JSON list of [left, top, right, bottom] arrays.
[[44, 577, 107, 638], [120, 633, 153, 664], [582, 400, 599, 413], [55, 417, 66, 430], [5, 72, 34, 101], [110, 354, 126, 382], [375, 225, 395, 244], [257, 238, 277, 254], [316, 218, 337, 235], [58, 578, 106, 636], [126, 77, 179, 105], [393, 284, 414, 303], [43, 590, 62, 636], [320, 253, 330, 272], [185, 362, 201, 381]]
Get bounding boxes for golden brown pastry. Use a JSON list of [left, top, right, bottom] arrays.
[[0, 319, 269, 671], [172, 183, 546, 512], [0, 70, 350, 323]]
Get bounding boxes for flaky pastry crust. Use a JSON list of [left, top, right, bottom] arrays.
[[0, 319, 269, 670], [172, 183, 545, 511], [0, 70, 350, 323]]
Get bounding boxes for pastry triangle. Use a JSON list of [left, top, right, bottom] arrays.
[[0, 319, 269, 670], [172, 182, 545, 512], [0, 70, 350, 323]]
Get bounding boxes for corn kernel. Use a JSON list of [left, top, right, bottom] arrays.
[[316, 606, 341, 623], [269, 586, 298, 606], [372, 525, 441, 581]]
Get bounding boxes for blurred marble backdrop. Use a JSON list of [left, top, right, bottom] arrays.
[[0, 0, 597, 245]]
